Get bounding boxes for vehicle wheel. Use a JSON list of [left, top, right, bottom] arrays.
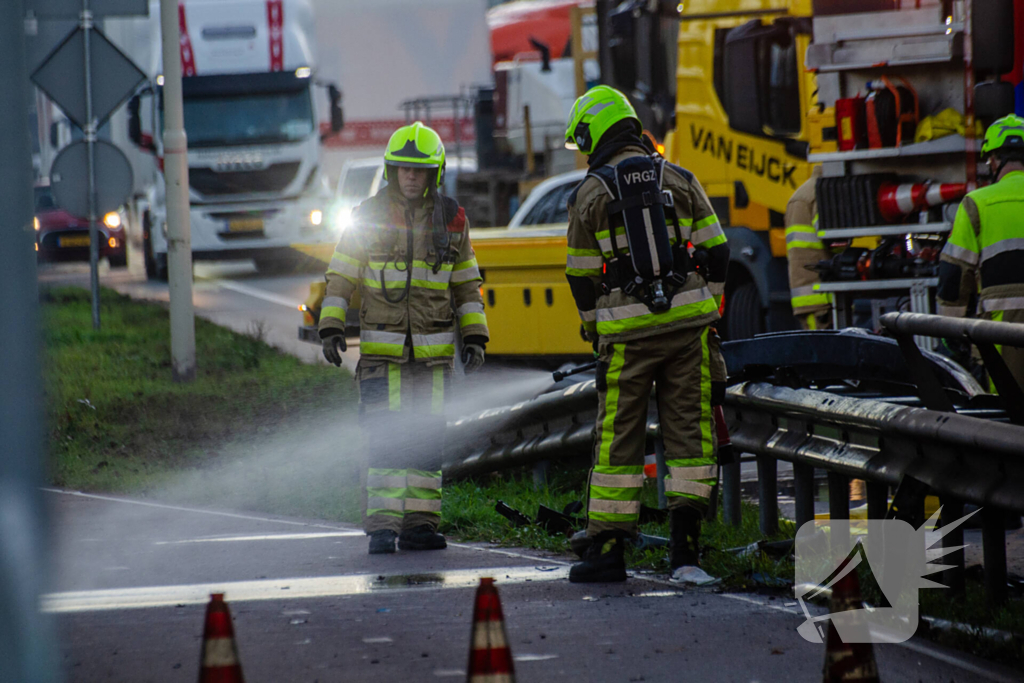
[[109, 252, 128, 269], [254, 256, 292, 275], [723, 282, 764, 341], [143, 213, 159, 280], [153, 252, 168, 282]]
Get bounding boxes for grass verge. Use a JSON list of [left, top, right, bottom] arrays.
[[43, 286, 354, 493]]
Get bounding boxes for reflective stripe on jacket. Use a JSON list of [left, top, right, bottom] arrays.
[[318, 188, 489, 362], [938, 172, 1024, 319], [566, 146, 727, 343], [785, 168, 832, 317]]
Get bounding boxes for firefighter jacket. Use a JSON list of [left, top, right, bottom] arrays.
[[566, 145, 729, 343], [785, 167, 833, 322], [938, 171, 1024, 319], [318, 187, 489, 363]]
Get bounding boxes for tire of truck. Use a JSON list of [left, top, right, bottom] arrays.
[[142, 213, 168, 281], [724, 282, 765, 341], [108, 252, 128, 269]]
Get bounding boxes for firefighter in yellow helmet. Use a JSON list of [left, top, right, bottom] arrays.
[[563, 86, 730, 583], [319, 122, 489, 554], [938, 114, 1024, 386], [785, 166, 833, 330]]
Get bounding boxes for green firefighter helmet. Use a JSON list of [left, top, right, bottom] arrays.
[[564, 85, 641, 156], [383, 121, 446, 187], [981, 114, 1024, 158]]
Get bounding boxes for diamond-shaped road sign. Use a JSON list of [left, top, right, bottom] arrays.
[[31, 26, 147, 131], [51, 140, 134, 219]]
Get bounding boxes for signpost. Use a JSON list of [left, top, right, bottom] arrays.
[[30, 0, 146, 330]]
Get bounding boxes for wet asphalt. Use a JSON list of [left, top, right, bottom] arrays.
[[47, 489, 1023, 683]]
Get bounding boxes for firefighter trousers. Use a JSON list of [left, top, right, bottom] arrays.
[[357, 359, 451, 534], [586, 326, 719, 537]]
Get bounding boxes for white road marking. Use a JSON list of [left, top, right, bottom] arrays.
[[42, 565, 570, 614], [514, 654, 558, 662], [362, 637, 393, 644], [154, 531, 363, 545], [43, 489, 359, 532], [210, 279, 302, 309]]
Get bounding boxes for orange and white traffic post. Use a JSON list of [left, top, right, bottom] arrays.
[[198, 593, 245, 683], [467, 577, 515, 683]]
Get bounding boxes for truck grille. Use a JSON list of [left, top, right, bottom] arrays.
[[189, 162, 300, 197]]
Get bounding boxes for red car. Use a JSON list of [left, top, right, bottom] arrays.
[[35, 185, 128, 268]]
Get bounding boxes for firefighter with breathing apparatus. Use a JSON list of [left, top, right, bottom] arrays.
[[563, 85, 730, 583], [319, 122, 489, 555], [938, 114, 1024, 387]]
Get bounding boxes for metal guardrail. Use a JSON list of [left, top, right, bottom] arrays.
[[442, 326, 1024, 604]]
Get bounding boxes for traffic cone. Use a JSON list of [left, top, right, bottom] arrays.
[[467, 578, 515, 683], [877, 181, 966, 222], [822, 571, 879, 683], [198, 593, 245, 683]]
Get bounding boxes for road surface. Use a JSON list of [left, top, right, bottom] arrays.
[[47, 489, 1023, 682]]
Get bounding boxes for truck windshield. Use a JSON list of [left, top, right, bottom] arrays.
[[182, 88, 314, 148]]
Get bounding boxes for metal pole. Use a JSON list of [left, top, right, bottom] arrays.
[[0, 0, 60, 678], [981, 507, 1008, 606], [160, 0, 196, 381], [82, 0, 100, 329], [793, 462, 815, 530], [940, 498, 966, 597], [757, 455, 778, 536]]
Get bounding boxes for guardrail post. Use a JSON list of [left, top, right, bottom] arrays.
[[722, 460, 741, 527], [757, 455, 778, 537], [982, 507, 1008, 606], [532, 459, 549, 489], [828, 472, 850, 551], [793, 462, 815, 530], [866, 481, 888, 520], [939, 497, 966, 597]]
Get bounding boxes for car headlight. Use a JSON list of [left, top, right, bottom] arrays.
[[310, 209, 323, 226], [103, 211, 121, 229], [332, 206, 354, 233], [34, 217, 40, 231]]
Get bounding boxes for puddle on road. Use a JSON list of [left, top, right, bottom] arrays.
[[42, 565, 569, 613]]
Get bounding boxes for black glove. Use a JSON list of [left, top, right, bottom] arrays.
[[462, 343, 485, 373], [321, 333, 346, 366]]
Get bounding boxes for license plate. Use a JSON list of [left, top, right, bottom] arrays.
[[59, 236, 90, 248], [228, 218, 264, 233]]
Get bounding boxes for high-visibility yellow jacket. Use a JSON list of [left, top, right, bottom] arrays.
[[938, 171, 1024, 320], [566, 145, 729, 343], [318, 188, 488, 363], [785, 167, 833, 324]]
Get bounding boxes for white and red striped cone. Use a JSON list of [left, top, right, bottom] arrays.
[[467, 578, 515, 683], [877, 181, 967, 222], [198, 593, 245, 683]]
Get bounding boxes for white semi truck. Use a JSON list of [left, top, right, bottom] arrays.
[[122, 0, 342, 279]]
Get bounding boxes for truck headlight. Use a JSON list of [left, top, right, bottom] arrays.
[[310, 209, 323, 226], [103, 211, 121, 229]]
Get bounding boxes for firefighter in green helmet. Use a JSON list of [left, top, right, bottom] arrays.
[[938, 114, 1024, 387], [319, 122, 489, 554], [563, 85, 730, 583]]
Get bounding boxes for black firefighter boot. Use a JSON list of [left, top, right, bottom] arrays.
[[569, 530, 628, 583], [669, 506, 703, 569], [670, 506, 717, 584], [368, 529, 398, 555], [398, 525, 447, 550]]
